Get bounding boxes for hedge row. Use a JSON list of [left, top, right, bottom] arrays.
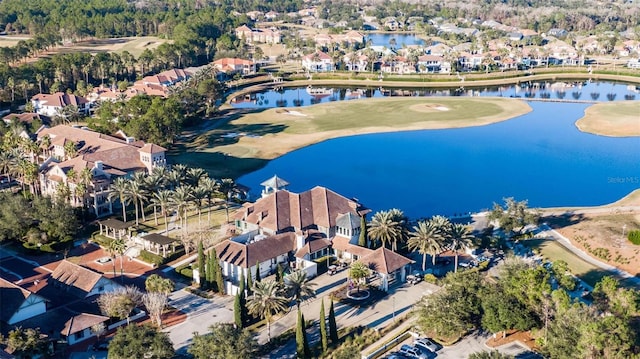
[[138, 249, 186, 267]]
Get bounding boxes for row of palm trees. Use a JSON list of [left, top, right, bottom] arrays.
[[107, 164, 240, 236], [367, 209, 475, 272], [247, 270, 316, 342]]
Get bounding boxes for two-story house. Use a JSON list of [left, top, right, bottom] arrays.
[[37, 125, 166, 217], [215, 175, 370, 294], [31, 93, 90, 117], [302, 51, 334, 72]]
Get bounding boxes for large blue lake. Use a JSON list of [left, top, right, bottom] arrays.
[[236, 83, 640, 219]]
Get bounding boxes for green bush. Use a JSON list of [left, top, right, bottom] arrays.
[[478, 260, 490, 271], [424, 273, 438, 284], [139, 250, 164, 266], [313, 255, 335, 273], [628, 230, 640, 245], [91, 232, 113, 247], [138, 249, 186, 267], [175, 264, 193, 279]]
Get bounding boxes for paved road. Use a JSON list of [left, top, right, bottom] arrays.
[[164, 288, 234, 354]]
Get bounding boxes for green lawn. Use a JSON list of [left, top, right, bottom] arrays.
[[522, 239, 636, 288], [171, 97, 531, 178]]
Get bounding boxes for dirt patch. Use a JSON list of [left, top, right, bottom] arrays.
[[408, 103, 450, 113], [548, 210, 640, 276]]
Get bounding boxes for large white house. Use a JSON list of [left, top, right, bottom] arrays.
[[37, 125, 166, 217], [302, 51, 334, 72], [31, 92, 90, 117], [215, 176, 369, 294]]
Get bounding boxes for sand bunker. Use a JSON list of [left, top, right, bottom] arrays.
[[409, 103, 450, 113], [275, 109, 308, 117]]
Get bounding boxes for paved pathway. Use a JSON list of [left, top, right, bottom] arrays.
[[164, 289, 234, 354]]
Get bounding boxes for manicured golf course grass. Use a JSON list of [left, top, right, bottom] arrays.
[[169, 97, 531, 178], [575, 101, 640, 137]]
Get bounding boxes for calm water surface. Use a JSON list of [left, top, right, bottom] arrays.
[[365, 33, 426, 47], [236, 84, 640, 218]]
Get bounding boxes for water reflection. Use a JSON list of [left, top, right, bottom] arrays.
[[231, 81, 640, 109]]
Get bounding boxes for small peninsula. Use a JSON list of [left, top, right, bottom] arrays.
[[576, 101, 640, 137]]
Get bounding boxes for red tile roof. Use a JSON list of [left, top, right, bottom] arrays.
[[215, 232, 297, 268], [32, 92, 88, 107], [359, 247, 414, 274], [235, 186, 368, 233]]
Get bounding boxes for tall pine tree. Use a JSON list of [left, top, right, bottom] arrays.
[[210, 249, 219, 292], [328, 300, 338, 343], [254, 260, 261, 282], [234, 293, 243, 328], [215, 255, 224, 295], [246, 268, 253, 295], [296, 310, 310, 359], [359, 215, 367, 247], [276, 263, 284, 284], [197, 240, 205, 289], [319, 299, 328, 352]]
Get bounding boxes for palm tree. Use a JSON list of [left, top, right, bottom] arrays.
[[284, 270, 316, 309], [247, 280, 288, 342], [171, 186, 192, 235], [198, 177, 218, 223], [124, 180, 144, 226], [152, 190, 173, 234], [349, 261, 370, 293], [191, 186, 208, 229], [145, 173, 165, 226], [186, 167, 207, 186], [368, 210, 401, 251], [39, 135, 51, 159], [445, 223, 475, 272], [109, 177, 130, 222], [131, 172, 148, 223], [109, 237, 127, 281], [0, 151, 16, 183], [165, 170, 181, 190], [217, 178, 239, 223], [408, 220, 444, 271]]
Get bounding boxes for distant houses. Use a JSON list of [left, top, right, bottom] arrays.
[[302, 51, 334, 72], [235, 25, 281, 44], [31, 92, 90, 117]]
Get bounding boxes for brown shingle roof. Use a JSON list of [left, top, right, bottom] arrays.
[[331, 236, 374, 258], [138, 143, 167, 154], [32, 92, 88, 107], [215, 232, 296, 268], [295, 237, 331, 258], [50, 260, 105, 298], [359, 248, 414, 274], [235, 186, 369, 233], [62, 313, 109, 336], [142, 233, 177, 246]]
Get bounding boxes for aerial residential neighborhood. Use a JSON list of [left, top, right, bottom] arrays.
[[0, 0, 639, 359]]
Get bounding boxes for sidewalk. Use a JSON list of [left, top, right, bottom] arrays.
[[361, 317, 417, 358]]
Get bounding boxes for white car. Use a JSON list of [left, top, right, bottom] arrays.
[[399, 344, 429, 359], [415, 337, 438, 352]]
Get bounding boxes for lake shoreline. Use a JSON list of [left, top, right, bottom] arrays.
[[575, 101, 640, 137]]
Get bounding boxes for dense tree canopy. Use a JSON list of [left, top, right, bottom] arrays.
[[188, 323, 257, 359], [108, 324, 174, 359]]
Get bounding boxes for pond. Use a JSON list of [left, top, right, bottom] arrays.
[[235, 82, 640, 219], [230, 81, 640, 109], [364, 33, 426, 47]]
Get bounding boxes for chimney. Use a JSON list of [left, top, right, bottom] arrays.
[[296, 232, 305, 250]]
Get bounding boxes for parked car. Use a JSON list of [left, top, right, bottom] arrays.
[[399, 344, 430, 359], [406, 274, 422, 285], [385, 352, 409, 359], [414, 337, 438, 352]]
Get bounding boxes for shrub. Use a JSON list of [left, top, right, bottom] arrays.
[[138, 250, 164, 266], [313, 255, 336, 273], [424, 273, 438, 284], [478, 260, 490, 271], [628, 230, 640, 245], [591, 247, 611, 260], [175, 264, 193, 279]]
